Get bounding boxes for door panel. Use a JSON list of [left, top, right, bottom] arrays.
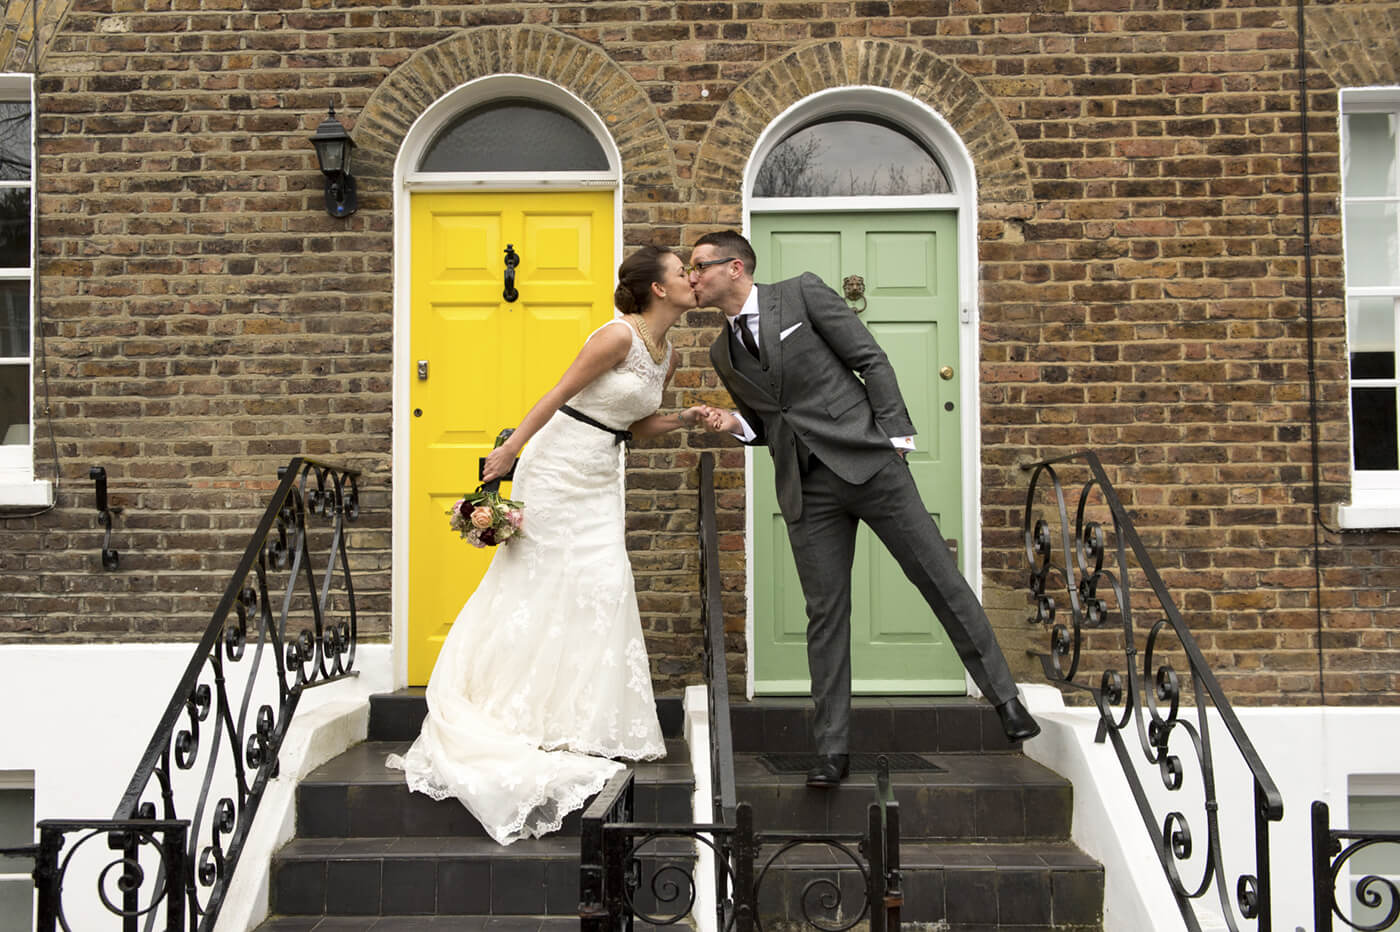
[[751, 211, 966, 695], [408, 190, 613, 684]]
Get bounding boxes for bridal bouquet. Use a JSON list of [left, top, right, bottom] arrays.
[[448, 487, 524, 548]]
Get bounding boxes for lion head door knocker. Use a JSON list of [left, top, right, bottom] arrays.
[[842, 274, 867, 314]]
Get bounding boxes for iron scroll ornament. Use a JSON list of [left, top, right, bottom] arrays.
[[1023, 451, 1283, 932]]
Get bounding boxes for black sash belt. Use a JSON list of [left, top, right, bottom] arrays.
[[559, 404, 632, 445]]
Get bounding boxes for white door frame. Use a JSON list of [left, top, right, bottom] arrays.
[[740, 86, 983, 699], [390, 75, 623, 687]]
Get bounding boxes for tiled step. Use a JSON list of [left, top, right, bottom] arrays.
[[730, 696, 1022, 754], [733, 750, 1072, 841], [270, 834, 694, 918], [297, 739, 693, 839], [369, 690, 686, 743], [751, 840, 1102, 930], [257, 917, 668, 931]]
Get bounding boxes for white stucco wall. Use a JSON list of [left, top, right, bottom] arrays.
[[1021, 684, 1400, 932], [0, 642, 392, 930]]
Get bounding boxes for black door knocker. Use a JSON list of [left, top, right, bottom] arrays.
[[503, 244, 520, 303]]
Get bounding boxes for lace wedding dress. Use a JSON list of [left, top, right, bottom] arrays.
[[388, 319, 669, 845]]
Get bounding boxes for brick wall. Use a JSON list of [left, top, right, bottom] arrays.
[[6, 0, 1396, 703]]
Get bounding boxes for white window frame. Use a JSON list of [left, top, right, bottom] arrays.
[[0, 770, 35, 929], [1338, 86, 1400, 529], [0, 74, 48, 507]]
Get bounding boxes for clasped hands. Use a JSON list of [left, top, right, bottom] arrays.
[[679, 405, 739, 434]]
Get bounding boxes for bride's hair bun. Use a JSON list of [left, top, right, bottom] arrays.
[[614, 245, 674, 315], [614, 282, 638, 315]]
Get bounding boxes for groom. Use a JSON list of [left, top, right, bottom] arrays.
[[690, 230, 1038, 788]]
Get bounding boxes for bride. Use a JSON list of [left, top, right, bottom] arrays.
[[389, 245, 704, 845]]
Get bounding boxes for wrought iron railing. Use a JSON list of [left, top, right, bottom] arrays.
[[1313, 800, 1400, 931], [698, 450, 739, 926], [579, 452, 902, 930], [579, 759, 902, 931], [1023, 450, 1283, 932], [10, 457, 360, 931]]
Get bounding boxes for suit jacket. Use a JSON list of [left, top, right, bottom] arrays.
[[710, 272, 916, 521]]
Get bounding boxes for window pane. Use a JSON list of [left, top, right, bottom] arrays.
[[1345, 201, 1400, 288], [0, 880, 32, 932], [0, 189, 29, 270], [0, 102, 29, 183], [0, 788, 33, 872], [1345, 112, 1397, 198], [0, 282, 28, 358], [754, 118, 950, 197], [1353, 387, 1399, 470], [418, 100, 609, 173], [0, 364, 27, 445]]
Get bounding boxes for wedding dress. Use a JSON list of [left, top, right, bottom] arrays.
[[388, 319, 669, 845]]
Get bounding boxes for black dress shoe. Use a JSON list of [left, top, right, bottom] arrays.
[[805, 753, 850, 788], [996, 697, 1041, 742]]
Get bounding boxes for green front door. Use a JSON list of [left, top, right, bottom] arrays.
[[750, 211, 967, 694]]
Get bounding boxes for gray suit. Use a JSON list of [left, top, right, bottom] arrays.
[[711, 273, 1018, 754]]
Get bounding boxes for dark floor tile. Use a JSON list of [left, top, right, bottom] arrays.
[[311, 918, 381, 931], [438, 858, 492, 914], [325, 860, 382, 916], [944, 867, 999, 925], [974, 786, 1026, 839], [369, 692, 427, 742], [899, 867, 946, 923], [274, 858, 326, 915], [1024, 785, 1072, 838], [346, 784, 405, 836], [544, 858, 576, 915], [382, 858, 438, 915], [491, 858, 547, 913], [299, 784, 350, 837], [483, 918, 543, 931], [370, 917, 452, 930], [1052, 867, 1105, 925], [255, 918, 321, 931], [997, 868, 1053, 924]]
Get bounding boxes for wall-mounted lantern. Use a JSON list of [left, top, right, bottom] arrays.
[[310, 104, 357, 218]]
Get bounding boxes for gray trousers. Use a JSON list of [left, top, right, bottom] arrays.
[[783, 456, 1019, 755]]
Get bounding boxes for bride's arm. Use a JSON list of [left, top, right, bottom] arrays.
[[482, 323, 633, 480], [628, 347, 705, 440]]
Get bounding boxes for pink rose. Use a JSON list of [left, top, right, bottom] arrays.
[[507, 509, 524, 529], [470, 506, 493, 529]]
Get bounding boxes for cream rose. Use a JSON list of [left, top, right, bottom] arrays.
[[470, 506, 493, 529]]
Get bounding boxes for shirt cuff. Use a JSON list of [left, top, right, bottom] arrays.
[[732, 412, 757, 443], [890, 436, 915, 451]]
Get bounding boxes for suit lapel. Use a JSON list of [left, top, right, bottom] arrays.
[[757, 284, 782, 395]]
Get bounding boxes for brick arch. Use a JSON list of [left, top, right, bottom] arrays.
[[352, 25, 674, 188], [0, 0, 70, 72], [1305, 4, 1400, 89], [694, 39, 1033, 216]]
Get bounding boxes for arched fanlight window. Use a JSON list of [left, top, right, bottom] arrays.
[[418, 98, 609, 172], [753, 116, 950, 197]]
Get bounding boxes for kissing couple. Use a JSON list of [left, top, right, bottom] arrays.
[[390, 232, 1037, 845]]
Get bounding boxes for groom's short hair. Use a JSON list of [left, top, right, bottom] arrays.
[[694, 230, 756, 278]]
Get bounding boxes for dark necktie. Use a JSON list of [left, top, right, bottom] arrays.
[[735, 315, 760, 359]]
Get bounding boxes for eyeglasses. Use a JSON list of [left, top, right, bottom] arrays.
[[685, 256, 739, 275]]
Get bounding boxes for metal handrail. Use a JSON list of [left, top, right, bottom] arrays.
[[1024, 450, 1282, 932], [698, 451, 737, 824], [106, 456, 361, 929]]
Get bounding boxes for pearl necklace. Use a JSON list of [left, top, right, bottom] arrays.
[[634, 315, 667, 364]]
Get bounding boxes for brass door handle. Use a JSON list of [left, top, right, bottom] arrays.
[[940, 365, 954, 380]]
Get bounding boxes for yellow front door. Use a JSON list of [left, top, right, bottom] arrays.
[[408, 190, 614, 684]]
